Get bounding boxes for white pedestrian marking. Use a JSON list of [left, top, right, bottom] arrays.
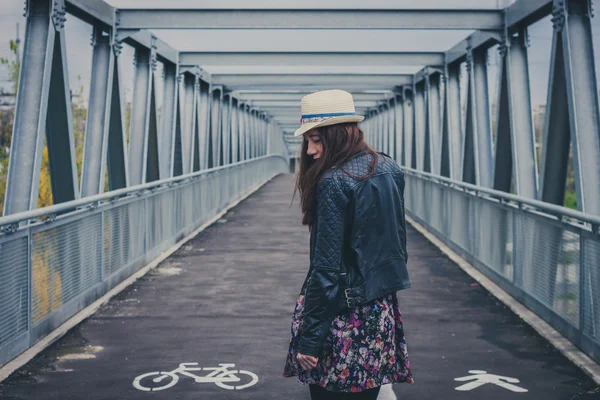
[[133, 363, 259, 391], [454, 370, 528, 392]]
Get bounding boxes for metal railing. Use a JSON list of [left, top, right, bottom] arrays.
[[401, 167, 600, 364], [0, 155, 289, 368]]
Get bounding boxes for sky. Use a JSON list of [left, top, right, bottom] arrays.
[[1, 0, 600, 109]]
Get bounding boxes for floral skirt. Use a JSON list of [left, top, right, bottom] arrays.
[[282, 291, 414, 393]]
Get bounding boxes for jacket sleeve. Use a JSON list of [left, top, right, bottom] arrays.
[[298, 178, 347, 357]]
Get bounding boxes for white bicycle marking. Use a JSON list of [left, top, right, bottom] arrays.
[[133, 363, 259, 392], [454, 370, 528, 392]]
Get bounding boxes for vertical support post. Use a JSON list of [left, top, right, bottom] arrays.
[[128, 45, 152, 185], [4, 0, 80, 214], [197, 79, 210, 171], [221, 94, 231, 165], [106, 44, 129, 189], [414, 80, 427, 171], [180, 72, 196, 174], [145, 50, 160, 183], [394, 95, 404, 164], [171, 79, 183, 176], [560, 0, 600, 214], [466, 43, 494, 187], [230, 98, 239, 163], [238, 102, 245, 161], [427, 72, 442, 175], [388, 98, 396, 158], [402, 87, 415, 169], [210, 86, 222, 167], [494, 29, 539, 198], [441, 62, 463, 179], [160, 61, 178, 179], [81, 27, 112, 197]]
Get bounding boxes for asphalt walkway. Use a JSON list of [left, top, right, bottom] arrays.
[[0, 174, 598, 399]]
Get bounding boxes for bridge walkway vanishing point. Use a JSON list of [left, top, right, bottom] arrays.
[[0, 174, 598, 400]]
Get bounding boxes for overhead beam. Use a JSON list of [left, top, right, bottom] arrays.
[[180, 52, 444, 67], [247, 100, 379, 107], [445, 30, 501, 65], [65, 0, 178, 65], [234, 92, 396, 101], [115, 9, 503, 30], [211, 74, 413, 87], [505, 0, 552, 30]]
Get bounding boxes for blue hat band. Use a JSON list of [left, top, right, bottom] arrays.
[[300, 112, 356, 124]]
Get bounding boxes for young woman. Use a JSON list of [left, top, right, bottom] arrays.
[[282, 90, 414, 399]]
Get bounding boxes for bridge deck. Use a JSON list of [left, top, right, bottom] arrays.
[[0, 174, 597, 400]]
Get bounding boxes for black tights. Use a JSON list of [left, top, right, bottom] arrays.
[[309, 384, 381, 400]]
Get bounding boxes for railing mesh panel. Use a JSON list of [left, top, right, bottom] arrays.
[[0, 156, 288, 367], [403, 171, 600, 364], [32, 215, 103, 324], [0, 237, 29, 347]]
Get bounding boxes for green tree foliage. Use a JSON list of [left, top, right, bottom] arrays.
[[0, 39, 19, 214], [0, 40, 20, 94]]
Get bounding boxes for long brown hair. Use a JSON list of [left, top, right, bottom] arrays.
[[292, 123, 378, 227]]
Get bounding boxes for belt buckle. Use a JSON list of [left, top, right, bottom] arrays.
[[344, 288, 352, 308]]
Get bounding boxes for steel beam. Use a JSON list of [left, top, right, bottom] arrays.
[[540, 0, 600, 215], [493, 30, 539, 198], [248, 100, 378, 108], [463, 45, 494, 187], [5, 0, 79, 215], [179, 52, 444, 67], [403, 87, 415, 169], [128, 46, 151, 185], [231, 98, 240, 163], [393, 96, 404, 165], [414, 81, 427, 171], [210, 74, 413, 87], [505, 0, 553, 31], [210, 87, 223, 167], [160, 62, 178, 179], [115, 9, 503, 30], [81, 28, 112, 197], [222, 94, 232, 165], [197, 79, 210, 170], [172, 87, 183, 176], [387, 98, 396, 157], [181, 72, 196, 174], [440, 62, 463, 179], [427, 72, 442, 175], [233, 85, 401, 92], [445, 30, 502, 66], [65, 0, 178, 65], [145, 72, 160, 183], [106, 52, 129, 189], [234, 92, 395, 102]]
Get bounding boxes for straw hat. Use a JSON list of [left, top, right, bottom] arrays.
[[294, 89, 365, 137]]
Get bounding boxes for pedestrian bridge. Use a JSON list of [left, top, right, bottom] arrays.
[[1, 0, 600, 399]]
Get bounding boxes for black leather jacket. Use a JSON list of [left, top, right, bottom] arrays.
[[298, 151, 410, 357]]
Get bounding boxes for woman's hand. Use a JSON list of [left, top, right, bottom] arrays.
[[297, 353, 318, 371]]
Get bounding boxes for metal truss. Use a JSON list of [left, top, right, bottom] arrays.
[[4, 0, 599, 223]]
